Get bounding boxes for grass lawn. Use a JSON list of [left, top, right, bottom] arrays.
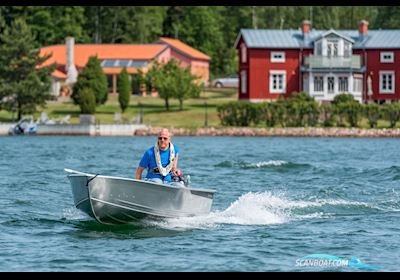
[[1, 88, 399, 129], [0, 88, 238, 128]]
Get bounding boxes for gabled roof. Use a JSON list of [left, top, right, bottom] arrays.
[[157, 37, 211, 60], [314, 29, 354, 43], [39, 44, 168, 68], [235, 29, 400, 49]]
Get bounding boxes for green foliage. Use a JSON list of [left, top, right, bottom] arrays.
[[0, 18, 55, 120], [364, 103, 381, 128], [217, 101, 258, 126], [382, 102, 400, 128], [146, 59, 203, 111], [320, 103, 335, 127], [72, 55, 108, 106], [78, 88, 96, 114], [117, 68, 131, 113]]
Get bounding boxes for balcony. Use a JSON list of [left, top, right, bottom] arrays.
[[303, 55, 363, 70]]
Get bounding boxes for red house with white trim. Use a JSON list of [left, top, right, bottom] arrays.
[[235, 20, 400, 104]]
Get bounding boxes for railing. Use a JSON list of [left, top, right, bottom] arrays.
[[303, 55, 362, 69]]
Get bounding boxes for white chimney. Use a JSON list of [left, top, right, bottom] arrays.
[[65, 36, 78, 84]]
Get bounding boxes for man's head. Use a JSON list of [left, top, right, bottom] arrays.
[[157, 128, 171, 150]]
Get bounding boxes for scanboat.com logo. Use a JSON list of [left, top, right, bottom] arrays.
[[296, 254, 382, 271]]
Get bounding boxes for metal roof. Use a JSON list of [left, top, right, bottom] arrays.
[[236, 29, 400, 49]]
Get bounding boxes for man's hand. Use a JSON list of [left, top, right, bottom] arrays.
[[172, 167, 183, 176]]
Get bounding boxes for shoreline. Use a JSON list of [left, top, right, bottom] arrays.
[[135, 127, 400, 138], [2, 123, 400, 137]]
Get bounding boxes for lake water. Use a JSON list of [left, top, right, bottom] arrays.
[[0, 136, 399, 271]]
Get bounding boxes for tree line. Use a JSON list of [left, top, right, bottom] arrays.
[[1, 6, 399, 79]]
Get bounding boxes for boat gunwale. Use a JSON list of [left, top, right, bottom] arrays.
[[67, 173, 217, 193]]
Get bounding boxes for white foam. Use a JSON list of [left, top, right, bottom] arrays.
[[246, 160, 288, 168], [62, 207, 90, 221], [145, 192, 376, 231]]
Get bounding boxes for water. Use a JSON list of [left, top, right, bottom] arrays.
[[0, 136, 399, 271]]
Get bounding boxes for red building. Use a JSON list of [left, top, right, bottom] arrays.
[[235, 20, 400, 104]]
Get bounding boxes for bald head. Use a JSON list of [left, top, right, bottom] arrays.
[[157, 128, 171, 150], [158, 128, 171, 138]]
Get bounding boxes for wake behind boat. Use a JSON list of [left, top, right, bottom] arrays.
[[64, 169, 216, 224]]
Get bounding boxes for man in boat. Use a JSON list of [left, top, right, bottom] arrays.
[[135, 128, 184, 185]]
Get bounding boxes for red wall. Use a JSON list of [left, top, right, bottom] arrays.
[[364, 49, 400, 102], [238, 40, 302, 101]]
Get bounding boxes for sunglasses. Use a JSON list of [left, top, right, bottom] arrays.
[[158, 137, 169, 141]]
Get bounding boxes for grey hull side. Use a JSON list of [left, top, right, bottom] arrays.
[[67, 172, 215, 224]]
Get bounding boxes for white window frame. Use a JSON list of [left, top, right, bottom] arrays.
[[313, 76, 324, 92], [380, 52, 394, 63], [241, 70, 247, 94], [338, 76, 349, 93], [269, 70, 286, 94], [327, 76, 335, 93], [353, 76, 363, 93], [379, 71, 395, 94], [241, 43, 247, 63], [271, 51, 285, 63]]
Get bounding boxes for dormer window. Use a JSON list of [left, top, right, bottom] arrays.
[[327, 39, 339, 57], [271, 51, 285, 63], [380, 52, 394, 63]]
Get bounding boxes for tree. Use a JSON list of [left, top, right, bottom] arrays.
[[0, 18, 55, 121], [79, 88, 96, 114], [173, 66, 203, 110], [146, 60, 177, 111], [117, 67, 131, 113], [72, 55, 108, 106]]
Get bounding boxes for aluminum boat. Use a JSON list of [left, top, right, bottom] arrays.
[[65, 169, 216, 224]]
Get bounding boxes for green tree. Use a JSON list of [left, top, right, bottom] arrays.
[[146, 60, 177, 111], [174, 66, 203, 110], [72, 55, 108, 106], [117, 67, 131, 113], [79, 88, 96, 114], [0, 18, 55, 120]]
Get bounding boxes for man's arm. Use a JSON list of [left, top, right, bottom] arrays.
[[172, 154, 181, 175], [135, 166, 144, 180]]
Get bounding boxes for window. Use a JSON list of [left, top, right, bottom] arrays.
[[313, 76, 324, 92], [344, 42, 351, 57], [241, 70, 247, 94], [380, 71, 395, 93], [338, 77, 348, 92], [380, 52, 394, 63], [327, 77, 335, 93], [315, 42, 322, 56], [269, 70, 286, 93], [353, 77, 363, 93], [271, 52, 285, 63], [241, 43, 247, 63], [327, 39, 339, 57]]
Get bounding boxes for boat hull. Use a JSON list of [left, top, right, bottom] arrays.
[[67, 171, 215, 224]]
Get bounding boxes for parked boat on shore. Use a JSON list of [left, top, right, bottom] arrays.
[[64, 169, 216, 225]]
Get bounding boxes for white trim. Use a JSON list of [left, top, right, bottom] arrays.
[[240, 70, 247, 94], [380, 52, 394, 63], [379, 71, 395, 94], [241, 43, 247, 63], [271, 51, 285, 63], [269, 70, 286, 94]]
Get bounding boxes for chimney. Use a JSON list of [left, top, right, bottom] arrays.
[[302, 20, 311, 35], [65, 36, 78, 84], [358, 20, 369, 36]]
